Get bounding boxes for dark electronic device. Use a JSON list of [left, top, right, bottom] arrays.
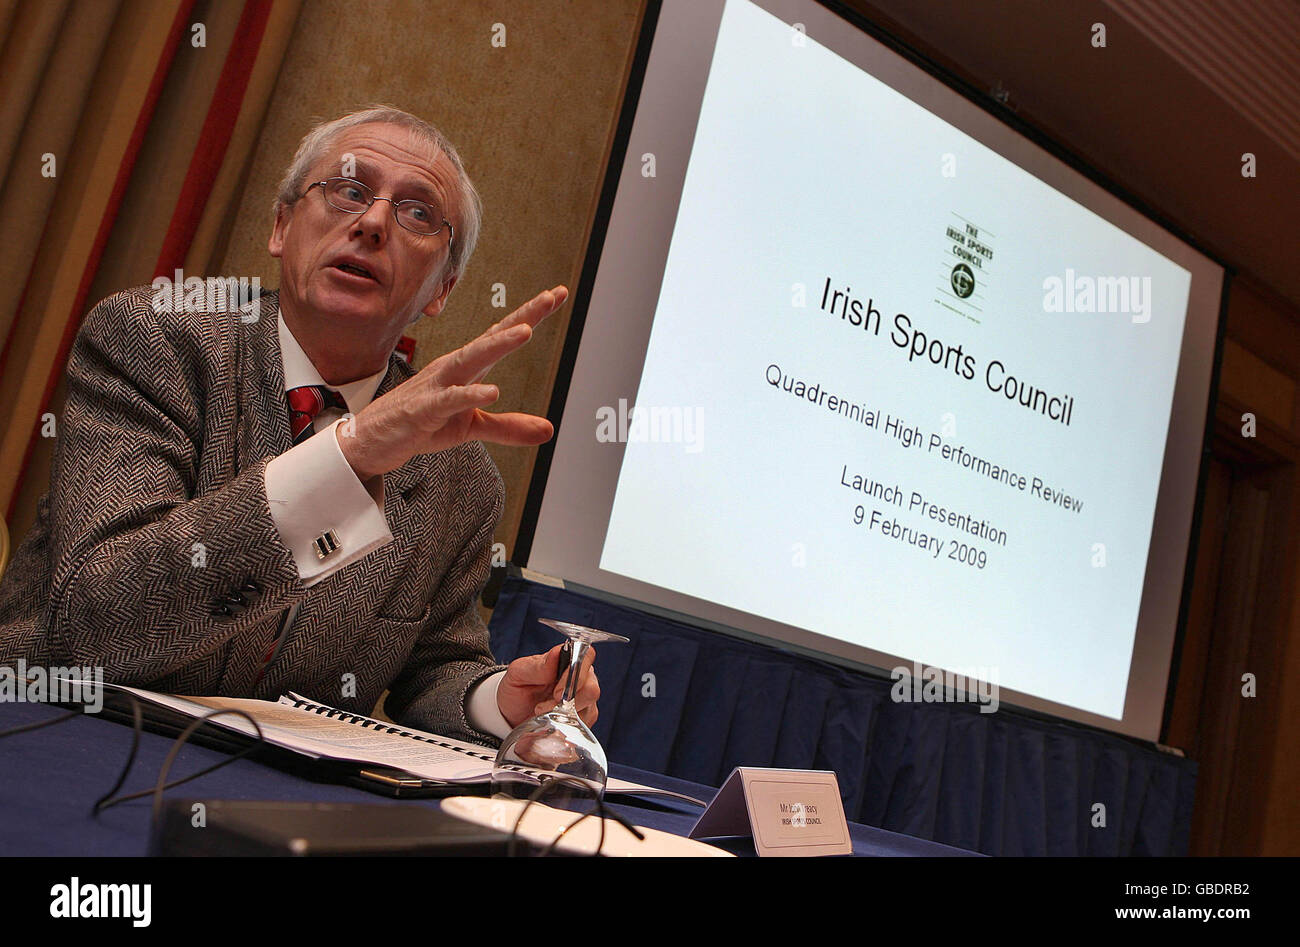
[[150, 799, 549, 856]]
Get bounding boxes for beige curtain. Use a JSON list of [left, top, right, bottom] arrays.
[[0, 0, 302, 539]]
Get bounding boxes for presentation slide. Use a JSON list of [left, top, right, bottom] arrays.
[[597, 0, 1193, 721]]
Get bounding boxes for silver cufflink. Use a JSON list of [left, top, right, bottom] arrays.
[[312, 529, 341, 560]]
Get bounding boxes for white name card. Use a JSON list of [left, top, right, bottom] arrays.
[[688, 767, 852, 857]]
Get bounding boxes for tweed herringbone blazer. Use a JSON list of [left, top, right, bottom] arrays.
[[0, 285, 508, 745]]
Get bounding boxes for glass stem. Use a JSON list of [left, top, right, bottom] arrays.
[[559, 639, 589, 706]]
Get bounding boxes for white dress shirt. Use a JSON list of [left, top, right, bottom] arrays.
[[263, 314, 512, 739]]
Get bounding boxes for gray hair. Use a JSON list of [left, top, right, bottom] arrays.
[[272, 106, 483, 288]]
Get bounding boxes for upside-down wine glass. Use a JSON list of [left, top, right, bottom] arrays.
[[491, 619, 629, 805]]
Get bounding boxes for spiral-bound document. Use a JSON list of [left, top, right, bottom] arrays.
[[108, 685, 697, 802]]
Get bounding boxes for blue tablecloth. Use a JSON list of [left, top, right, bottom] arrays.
[[0, 702, 978, 856], [490, 576, 1197, 856]]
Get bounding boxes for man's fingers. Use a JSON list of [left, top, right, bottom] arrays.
[[508, 638, 600, 723], [343, 288, 566, 480], [465, 287, 568, 384], [567, 682, 600, 716], [509, 645, 564, 687], [466, 410, 553, 447], [422, 285, 567, 393], [425, 322, 530, 388], [430, 322, 532, 388], [423, 383, 501, 422], [571, 670, 599, 725], [527, 649, 599, 724], [484, 286, 568, 338], [552, 650, 598, 702]]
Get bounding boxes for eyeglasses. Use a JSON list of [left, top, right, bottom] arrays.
[[305, 177, 454, 245]]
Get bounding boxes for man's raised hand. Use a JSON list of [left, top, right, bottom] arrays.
[[337, 286, 568, 481]]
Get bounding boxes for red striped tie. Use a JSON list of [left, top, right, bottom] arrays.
[[286, 385, 348, 445]]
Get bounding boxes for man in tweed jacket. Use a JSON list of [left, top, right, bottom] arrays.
[[0, 108, 597, 746]]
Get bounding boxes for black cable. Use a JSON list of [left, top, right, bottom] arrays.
[[0, 671, 112, 738], [540, 789, 607, 858], [1, 695, 268, 826], [0, 708, 81, 737], [508, 778, 562, 858], [0, 694, 146, 799], [539, 790, 646, 857], [592, 795, 646, 841], [92, 709, 266, 831], [510, 777, 582, 857], [505, 775, 645, 857], [91, 693, 144, 812], [148, 710, 266, 831]]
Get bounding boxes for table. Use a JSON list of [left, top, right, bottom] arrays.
[[0, 702, 978, 856]]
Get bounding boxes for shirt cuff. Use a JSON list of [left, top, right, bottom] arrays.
[[264, 418, 393, 586], [465, 670, 514, 740]]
